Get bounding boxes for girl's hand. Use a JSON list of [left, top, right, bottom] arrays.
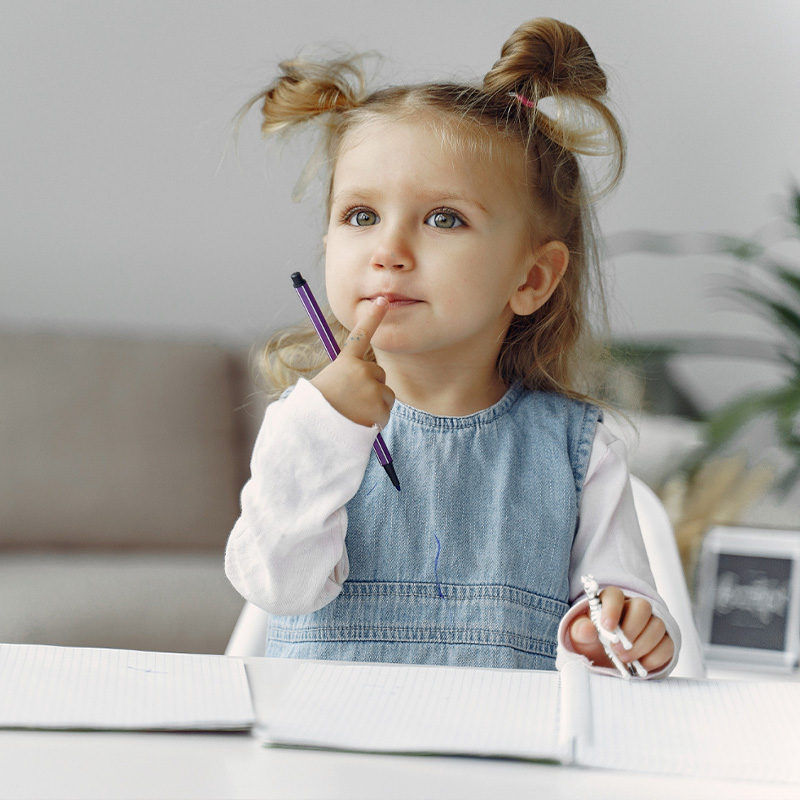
[[568, 586, 675, 673], [311, 297, 395, 429]]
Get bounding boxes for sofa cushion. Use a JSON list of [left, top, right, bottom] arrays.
[[0, 551, 245, 654], [0, 331, 247, 549]]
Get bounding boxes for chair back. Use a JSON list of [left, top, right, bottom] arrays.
[[225, 600, 270, 657], [631, 475, 705, 678]]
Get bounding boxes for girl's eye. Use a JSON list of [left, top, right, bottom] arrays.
[[345, 209, 379, 227], [426, 210, 464, 229]]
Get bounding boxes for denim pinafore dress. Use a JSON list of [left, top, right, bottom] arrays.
[[265, 384, 600, 670]]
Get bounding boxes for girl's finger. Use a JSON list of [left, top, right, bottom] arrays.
[[598, 586, 624, 631], [618, 597, 653, 643], [569, 616, 611, 667], [619, 613, 666, 662], [342, 297, 389, 360], [639, 634, 675, 672]]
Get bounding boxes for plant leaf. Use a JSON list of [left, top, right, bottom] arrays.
[[775, 385, 800, 451], [776, 460, 800, 495], [777, 349, 800, 375], [733, 287, 800, 345], [719, 236, 763, 261], [791, 183, 800, 231], [607, 341, 679, 363], [703, 387, 794, 451], [775, 266, 800, 297]]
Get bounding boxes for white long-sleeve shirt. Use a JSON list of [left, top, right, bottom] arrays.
[[225, 379, 680, 676]]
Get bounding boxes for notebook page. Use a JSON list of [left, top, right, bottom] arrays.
[[0, 644, 255, 730], [263, 661, 564, 761], [578, 673, 800, 783], [557, 659, 592, 761]]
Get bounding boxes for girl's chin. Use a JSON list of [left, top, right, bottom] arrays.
[[371, 338, 449, 359], [370, 336, 420, 356]]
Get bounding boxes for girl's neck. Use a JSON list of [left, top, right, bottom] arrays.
[[376, 352, 508, 417]]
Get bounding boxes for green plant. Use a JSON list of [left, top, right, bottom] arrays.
[[703, 185, 800, 488], [610, 183, 800, 491]]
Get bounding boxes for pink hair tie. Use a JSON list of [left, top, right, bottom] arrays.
[[513, 92, 536, 109]]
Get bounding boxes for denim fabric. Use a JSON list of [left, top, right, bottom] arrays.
[[267, 384, 600, 669]]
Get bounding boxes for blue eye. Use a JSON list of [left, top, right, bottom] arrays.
[[346, 209, 379, 227], [426, 210, 464, 229]]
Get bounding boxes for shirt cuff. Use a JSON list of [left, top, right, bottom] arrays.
[[291, 378, 382, 454], [556, 594, 678, 679]]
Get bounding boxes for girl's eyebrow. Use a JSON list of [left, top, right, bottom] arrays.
[[331, 187, 489, 216], [330, 188, 373, 206], [433, 192, 490, 216]]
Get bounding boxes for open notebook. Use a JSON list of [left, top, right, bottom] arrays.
[[261, 659, 800, 783], [0, 643, 255, 731]]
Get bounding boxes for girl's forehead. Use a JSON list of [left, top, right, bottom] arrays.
[[339, 112, 518, 160], [334, 114, 527, 192]]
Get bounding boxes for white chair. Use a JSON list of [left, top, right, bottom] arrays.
[[225, 600, 270, 657], [630, 475, 705, 678], [226, 477, 706, 677]]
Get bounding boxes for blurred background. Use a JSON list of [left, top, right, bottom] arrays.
[[2, 0, 798, 347], [2, 1, 800, 653]]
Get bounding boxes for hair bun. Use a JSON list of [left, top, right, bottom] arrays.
[[483, 18, 607, 102], [244, 55, 368, 137], [483, 17, 624, 197]]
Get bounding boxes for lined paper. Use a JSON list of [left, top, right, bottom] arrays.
[[0, 644, 255, 730], [581, 672, 800, 783], [262, 659, 800, 783], [263, 661, 564, 761]]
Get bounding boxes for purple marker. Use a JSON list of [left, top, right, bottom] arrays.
[[291, 272, 401, 491]]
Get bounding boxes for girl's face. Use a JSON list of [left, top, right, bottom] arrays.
[[324, 117, 538, 370]]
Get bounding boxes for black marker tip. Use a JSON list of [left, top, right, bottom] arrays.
[[383, 462, 401, 491], [291, 272, 305, 288]]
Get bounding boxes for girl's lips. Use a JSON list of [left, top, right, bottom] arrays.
[[367, 294, 420, 307]]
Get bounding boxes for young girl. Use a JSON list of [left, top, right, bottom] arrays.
[[226, 17, 680, 677]]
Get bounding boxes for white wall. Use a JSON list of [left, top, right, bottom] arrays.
[[2, 0, 799, 368]]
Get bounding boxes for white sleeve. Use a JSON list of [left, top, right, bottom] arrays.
[[224, 379, 378, 616], [556, 420, 681, 678]]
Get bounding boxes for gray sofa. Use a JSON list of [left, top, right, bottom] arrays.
[[0, 329, 266, 655]]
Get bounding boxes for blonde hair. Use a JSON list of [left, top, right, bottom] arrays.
[[243, 18, 625, 403]]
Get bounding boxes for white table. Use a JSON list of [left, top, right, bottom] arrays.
[[1, 657, 797, 800]]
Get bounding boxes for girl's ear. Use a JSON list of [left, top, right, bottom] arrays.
[[509, 241, 569, 316]]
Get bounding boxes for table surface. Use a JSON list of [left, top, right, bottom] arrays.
[[1, 657, 798, 800]]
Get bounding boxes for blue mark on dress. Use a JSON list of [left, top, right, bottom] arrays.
[[365, 482, 378, 497], [433, 534, 444, 598]]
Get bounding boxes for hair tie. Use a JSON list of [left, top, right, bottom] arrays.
[[512, 92, 536, 109]]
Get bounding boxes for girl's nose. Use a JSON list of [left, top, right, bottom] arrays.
[[370, 228, 415, 271]]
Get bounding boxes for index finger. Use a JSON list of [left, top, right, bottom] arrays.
[[598, 586, 625, 631], [342, 297, 389, 359]]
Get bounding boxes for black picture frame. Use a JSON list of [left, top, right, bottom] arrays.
[[695, 526, 800, 671]]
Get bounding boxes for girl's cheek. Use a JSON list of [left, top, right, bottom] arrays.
[[326, 289, 353, 331]]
